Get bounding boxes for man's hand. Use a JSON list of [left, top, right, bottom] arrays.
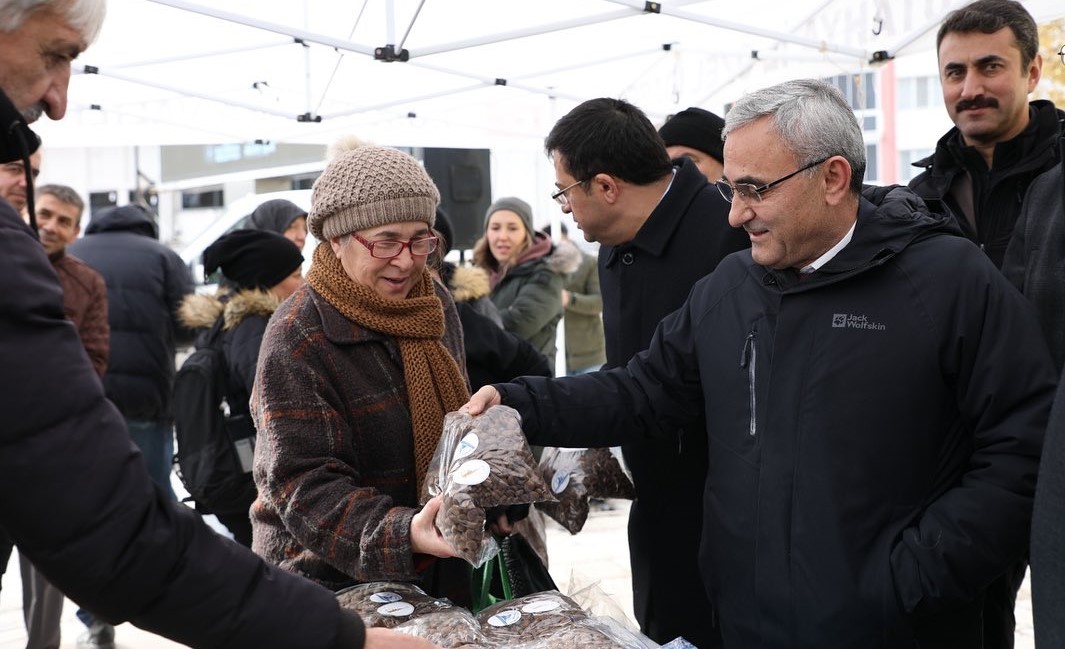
[[409, 495, 459, 558], [460, 385, 501, 416], [364, 627, 443, 648]]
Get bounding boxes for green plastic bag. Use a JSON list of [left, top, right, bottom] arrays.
[[471, 545, 512, 613]]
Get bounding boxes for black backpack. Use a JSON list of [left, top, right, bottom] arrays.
[[172, 317, 257, 516]]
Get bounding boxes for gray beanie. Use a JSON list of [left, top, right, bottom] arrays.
[[308, 145, 440, 241], [484, 196, 534, 235]]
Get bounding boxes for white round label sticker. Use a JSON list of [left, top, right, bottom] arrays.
[[455, 432, 479, 459], [452, 459, 491, 485], [522, 599, 561, 614], [551, 471, 571, 494], [488, 610, 522, 627], [369, 592, 402, 604], [377, 601, 415, 617]]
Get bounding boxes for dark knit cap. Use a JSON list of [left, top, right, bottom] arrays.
[[484, 196, 534, 235], [203, 229, 304, 290], [434, 207, 454, 255], [658, 107, 726, 163], [246, 199, 307, 235]]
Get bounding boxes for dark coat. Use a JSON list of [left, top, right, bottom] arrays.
[[1002, 154, 1065, 369], [1032, 364, 1065, 649], [444, 263, 551, 391], [908, 100, 1064, 268], [498, 186, 1056, 648], [251, 281, 472, 604], [597, 156, 749, 647], [68, 206, 194, 421], [489, 232, 566, 373], [0, 199, 365, 649]]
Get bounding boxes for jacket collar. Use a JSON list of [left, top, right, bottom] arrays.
[[605, 157, 711, 266]]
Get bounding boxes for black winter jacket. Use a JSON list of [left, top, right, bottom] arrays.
[[1002, 150, 1065, 369], [908, 99, 1064, 268], [68, 205, 194, 421], [498, 186, 1056, 648], [598, 156, 749, 647], [0, 199, 365, 648]]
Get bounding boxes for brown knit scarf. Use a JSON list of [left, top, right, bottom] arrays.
[[306, 242, 470, 490]]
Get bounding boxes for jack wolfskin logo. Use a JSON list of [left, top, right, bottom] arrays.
[[832, 313, 886, 331]]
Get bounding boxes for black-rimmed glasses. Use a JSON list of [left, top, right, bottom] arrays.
[[352, 233, 438, 259], [715, 156, 832, 203], [551, 179, 586, 206]]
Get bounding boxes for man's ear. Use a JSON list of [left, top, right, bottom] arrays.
[[822, 156, 853, 206], [593, 172, 620, 205], [1026, 52, 1043, 93]]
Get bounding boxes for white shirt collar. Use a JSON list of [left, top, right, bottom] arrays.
[[799, 219, 857, 274]]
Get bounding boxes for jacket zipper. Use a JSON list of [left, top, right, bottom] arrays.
[[740, 330, 757, 437]]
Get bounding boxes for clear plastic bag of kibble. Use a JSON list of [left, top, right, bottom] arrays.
[[519, 616, 662, 649], [393, 607, 492, 648], [537, 447, 635, 534], [476, 590, 589, 645], [421, 405, 556, 567], [335, 581, 456, 629]]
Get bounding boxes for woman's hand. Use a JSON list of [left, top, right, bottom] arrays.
[[459, 385, 501, 416], [364, 627, 443, 649], [410, 495, 459, 558]]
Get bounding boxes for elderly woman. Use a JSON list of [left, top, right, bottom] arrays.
[[250, 145, 470, 603], [473, 197, 569, 374]]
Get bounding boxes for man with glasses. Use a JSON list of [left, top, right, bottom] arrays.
[[463, 78, 1056, 647], [544, 97, 748, 648]]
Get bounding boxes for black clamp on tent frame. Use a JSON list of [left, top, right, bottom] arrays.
[[374, 44, 410, 62]]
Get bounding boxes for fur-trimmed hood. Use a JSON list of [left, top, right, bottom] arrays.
[[448, 265, 491, 303], [545, 237, 584, 276], [179, 288, 280, 331]]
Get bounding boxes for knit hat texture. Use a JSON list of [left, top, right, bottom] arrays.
[[203, 229, 304, 290], [308, 145, 440, 241], [658, 107, 726, 163], [484, 196, 534, 235]]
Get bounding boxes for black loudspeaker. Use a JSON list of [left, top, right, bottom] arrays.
[[423, 147, 491, 251]]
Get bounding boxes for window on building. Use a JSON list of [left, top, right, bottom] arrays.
[[181, 188, 224, 209], [897, 149, 934, 183], [897, 76, 941, 111], [865, 144, 879, 183]]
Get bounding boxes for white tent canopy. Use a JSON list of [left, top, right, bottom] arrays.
[[34, 0, 1065, 150]]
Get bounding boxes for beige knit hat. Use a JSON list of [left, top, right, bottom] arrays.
[[308, 145, 440, 241]]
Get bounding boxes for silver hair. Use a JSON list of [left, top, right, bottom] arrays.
[[722, 79, 866, 192], [0, 0, 106, 43]]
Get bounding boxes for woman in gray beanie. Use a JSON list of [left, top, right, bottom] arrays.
[[472, 196, 567, 373], [250, 144, 473, 605]]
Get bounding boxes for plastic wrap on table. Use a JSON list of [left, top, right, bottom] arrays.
[[335, 581, 455, 629], [516, 615, 661, 648], [423, 406, 556, 566], [393, 607, 491, 648], [537, 446, 635, 534]]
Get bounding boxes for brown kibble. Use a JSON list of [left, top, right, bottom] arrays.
[[537, 447, 634, 534], [423, 406, 557, 565]]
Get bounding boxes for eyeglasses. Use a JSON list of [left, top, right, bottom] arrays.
[[352, 233, 438, 259], [551, 179, 586, 206], [1058, 43, 1064, 65], [715, 156, 832, 203]]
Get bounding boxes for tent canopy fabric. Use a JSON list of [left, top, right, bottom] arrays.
[[35, 0, 1065, 148]]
